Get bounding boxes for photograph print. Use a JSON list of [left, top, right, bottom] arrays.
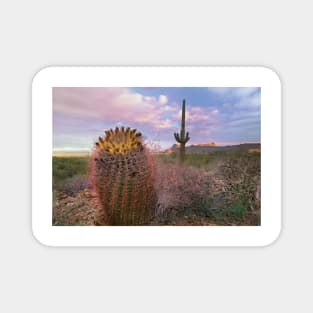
[[53, 87, 261, 226]]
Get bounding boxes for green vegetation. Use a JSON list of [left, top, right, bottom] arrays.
[[53, 149, 261, 226], [53, 156, 89, 188], [155, 150, 259, 171]]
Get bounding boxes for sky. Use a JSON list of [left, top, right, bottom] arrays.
[[53, 87, 261, 152]]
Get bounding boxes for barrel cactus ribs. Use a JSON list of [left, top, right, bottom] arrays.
[[91, 127, 157, 225]]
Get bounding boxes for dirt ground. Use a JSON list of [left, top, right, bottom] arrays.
[[53, 188, 260, 226]]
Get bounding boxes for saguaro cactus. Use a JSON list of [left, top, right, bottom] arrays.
[[174, 99, 190, 163], [91, 127, 157, 225]]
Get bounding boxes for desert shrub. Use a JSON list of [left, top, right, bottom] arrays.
[[155, 152, 260, 216], [155, 163, 211, 217], [208, 154, 261, 212], [57, 175, 92, 196], [225, 202, 248, 221]]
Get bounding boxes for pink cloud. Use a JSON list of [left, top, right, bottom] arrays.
[[172, 105, 219, 123], [53, 87, 174, 130]]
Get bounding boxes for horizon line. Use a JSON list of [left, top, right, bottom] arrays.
[[53, 141, 261, 154]]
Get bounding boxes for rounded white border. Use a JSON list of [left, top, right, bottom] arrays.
[[32, 67, 281, 247]]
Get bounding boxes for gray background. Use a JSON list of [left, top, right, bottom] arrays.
[[1, 0, 311, 312]]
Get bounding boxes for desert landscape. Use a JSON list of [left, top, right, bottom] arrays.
[[53, 87, 261, 226], [53, 140, 260, 226]]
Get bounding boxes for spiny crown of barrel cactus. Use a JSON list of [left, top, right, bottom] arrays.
[[91, 126, 157, 225], [96, 126, 143, 155]]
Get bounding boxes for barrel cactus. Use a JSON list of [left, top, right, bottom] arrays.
[[91, 127, 157, 225]]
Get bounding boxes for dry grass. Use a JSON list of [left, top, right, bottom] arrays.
[[153, 152, 260, 225], [53, 151, 261, 226]]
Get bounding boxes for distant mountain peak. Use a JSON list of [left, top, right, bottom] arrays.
[[193, 142, 217, 147]]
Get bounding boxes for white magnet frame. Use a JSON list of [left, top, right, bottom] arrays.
[[32, 67, 281, 247]]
